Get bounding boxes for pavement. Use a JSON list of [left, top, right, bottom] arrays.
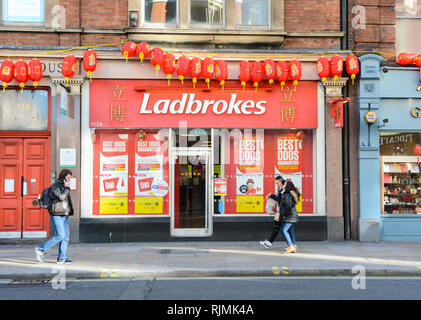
[[1, 241, 421, 280]]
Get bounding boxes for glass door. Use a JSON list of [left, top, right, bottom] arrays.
[[171, 149, 212, 237]]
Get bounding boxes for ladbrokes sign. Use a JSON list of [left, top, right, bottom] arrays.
[[89, 80, 318, 129]]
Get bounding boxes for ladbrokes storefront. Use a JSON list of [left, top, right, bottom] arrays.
[[79, 62, 328, 242]]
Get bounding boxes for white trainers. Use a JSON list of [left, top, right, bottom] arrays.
[[259, 240, 272, 249], [34, 247, 45, 263]]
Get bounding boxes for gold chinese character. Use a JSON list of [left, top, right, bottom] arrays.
[[280, 90, 296, 102], [110, 104, 126, 122], [281, 106, 296, 124], [110, 85, 127, 101]]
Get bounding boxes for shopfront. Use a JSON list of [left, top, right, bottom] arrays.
[[79, 60, 328, 242], [358, 54, 421, 241]]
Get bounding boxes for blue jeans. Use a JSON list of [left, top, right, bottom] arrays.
[[38, 216, 69, 260], [281, 222, 296, 247]]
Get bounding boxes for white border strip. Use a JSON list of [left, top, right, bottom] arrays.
[[315, 81, 326, 216], [0, 232, 21, 239]]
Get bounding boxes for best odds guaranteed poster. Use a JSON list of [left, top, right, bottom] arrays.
[[235, 135, 264, 212], [134, 132, 169, 214], [275, 134, 303, 212], [99, 134, 129, 214]]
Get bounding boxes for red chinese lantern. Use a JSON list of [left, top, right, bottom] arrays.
[[414, 144, 421, 165], [162, 52, 177, 86], [190, 57, 201, 88], [215, 59, 228, 91], [177, 55, 190, 84], [151, 47, 164, 76], [346, 54, 360, 85], [251, 61, 263, 91], [62, 55, 77, 86], [397, 52, 416, 65], [238, 60, 250, 91], [289, 59, 301, 87], [136, 41, 151, 63], [276, 60, 289, 90], [83, 49, 97, 82], [202, 57, 215, 88], [263, 59, 276, 86], [15, 60, 29, 93], [121, 41, 137, 63], [317, 56, 330, 82], [330, 54, 343, 82], [28, 58, 43, 87], [0, 59, 14, 92]]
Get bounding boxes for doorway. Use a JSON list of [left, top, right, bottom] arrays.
[[171, 148, 212, 237], [0, 138, 50, 238]]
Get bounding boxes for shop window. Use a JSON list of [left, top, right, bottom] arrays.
[[2, 0, 44, 23], [92, 129, 170, 216], [380, 132, 421, 215], [235, 0, 269, 27], [144, 0, 178, 26], [395, 0, 421, 54], [215, 129, 314, 215], [190, 0, 224, 27]]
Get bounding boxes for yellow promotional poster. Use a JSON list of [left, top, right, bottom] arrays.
[[135, 197, 163, 214], [100, 197, 128, 214], [236, 196, 264, 213]]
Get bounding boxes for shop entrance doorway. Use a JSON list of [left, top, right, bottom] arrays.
[[171, 148, 212, 237], [0, 138, 50, 239]]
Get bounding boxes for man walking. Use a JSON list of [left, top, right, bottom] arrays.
[[35, 169, 74, 264]]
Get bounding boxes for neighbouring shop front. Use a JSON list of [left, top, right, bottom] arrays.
[[79, 64, 328, 242], [359, 54, 421, 241]]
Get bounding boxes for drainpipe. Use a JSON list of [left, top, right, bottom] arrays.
[[341, 0, 351, 240]]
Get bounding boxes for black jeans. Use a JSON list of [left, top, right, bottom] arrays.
[[268, 220, 282, 243]]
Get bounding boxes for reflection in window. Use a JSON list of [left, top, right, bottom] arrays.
[[236, 0, 269, 27], [144, 0, 177, 25], [395, 0, 421, 17], [2, 0, 44, 23], [190, 0, 224, 26]]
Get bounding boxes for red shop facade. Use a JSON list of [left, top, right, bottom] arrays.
[[79, 75, 327, 242]]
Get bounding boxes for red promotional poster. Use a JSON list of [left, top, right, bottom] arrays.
[[276, 134, 302, 173], [235, 135, 264, 174], [137, 177, 154, 193]]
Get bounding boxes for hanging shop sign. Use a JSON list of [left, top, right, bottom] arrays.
[[89, 80, 318, 129]]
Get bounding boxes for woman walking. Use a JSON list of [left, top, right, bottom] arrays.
[[279, 180, 300, 253]]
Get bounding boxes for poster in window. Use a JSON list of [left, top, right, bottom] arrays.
[[275, 134, 303, 212], [134, 131, 169, 214], [99, 134, 129, 214], [235, 134, 264, 212]]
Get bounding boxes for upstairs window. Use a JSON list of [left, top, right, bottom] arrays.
[[190, 0, 224, 28], [2, 0, 44, 24], [395, 0, 421, 53], [236, 0, 269, 28], [144, 0, 178, 26]]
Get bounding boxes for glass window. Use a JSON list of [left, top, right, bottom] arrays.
[[215, 129, 314, 215], [2, 0, 44, 23], [144, 0, 177, 25], [0, 89, 48, 131], [380, 132, 421, 215], [236, 0, 269, 27], [190, 0, 224, 27], [396, 0, 421, 17], [395, 0, 421, 55]]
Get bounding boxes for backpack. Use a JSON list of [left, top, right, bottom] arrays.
[[39, 186, 52, 209]]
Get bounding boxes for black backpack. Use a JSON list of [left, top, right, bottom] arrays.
[[39, 186, 52, 209]]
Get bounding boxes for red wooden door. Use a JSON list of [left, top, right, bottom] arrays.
[[0, 138, 50, 239], [0, 139, 23, 238], [22, 139, 50, 238]]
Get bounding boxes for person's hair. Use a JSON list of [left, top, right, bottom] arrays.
[[275, 175, 286, 184], [284, 180, 300, 197], [58, 169, 72, 181]]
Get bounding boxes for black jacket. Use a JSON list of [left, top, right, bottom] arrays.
[[270, 189, 300, 223], [49, 179, 74, 216]]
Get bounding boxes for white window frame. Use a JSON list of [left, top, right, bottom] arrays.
[[140, 0, 179, 28], [234, 0, 271, 30], [2, 0, 44, 24], [189, 0, 225, 29]]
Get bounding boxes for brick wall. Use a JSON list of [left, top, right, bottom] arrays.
[[80, 0, 128, 29], [284, 0, 341, 32], [348, 0, 396, 60]]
